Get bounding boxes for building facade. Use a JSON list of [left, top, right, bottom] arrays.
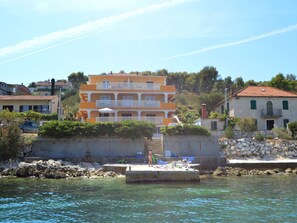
[[0, 82, 13, 95], [30, 80, 73, 96], [0, 95, 58, 114], [78, 73, 176, 125], [216, 86, 297, 131]]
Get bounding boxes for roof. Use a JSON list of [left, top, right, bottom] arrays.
[[234, 86, 297, 98], [37, 81, 71, 86], [0, 95, 58, 101]]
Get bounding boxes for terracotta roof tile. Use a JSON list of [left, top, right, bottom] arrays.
[[235, 86, 297, 97], [0, 95, 58, 101]]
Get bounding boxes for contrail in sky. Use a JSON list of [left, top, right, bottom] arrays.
[[163, 23, 297, 60], [0, 0, 189, 62]]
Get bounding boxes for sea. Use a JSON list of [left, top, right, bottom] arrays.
[[0, 175, 296, 223]]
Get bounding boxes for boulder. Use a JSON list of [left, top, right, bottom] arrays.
[[213, 167, 227, 176]]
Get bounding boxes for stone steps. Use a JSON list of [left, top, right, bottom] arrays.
[[145, 139, 163, 156]]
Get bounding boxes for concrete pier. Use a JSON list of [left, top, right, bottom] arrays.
[[227, 159, 297, 170], [125, 165, 200, 183]]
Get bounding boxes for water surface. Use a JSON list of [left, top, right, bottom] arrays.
[[1, 175, 296, 222]]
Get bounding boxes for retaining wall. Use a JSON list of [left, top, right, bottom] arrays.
[[32, 137, 145, 161]]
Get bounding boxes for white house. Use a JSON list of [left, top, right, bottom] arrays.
[[216, 86, 297, 131]]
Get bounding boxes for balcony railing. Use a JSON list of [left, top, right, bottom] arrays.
[[96, 82, 161, 90], [96, 117, 115, 122], [96, 100, 160, 108], [96, 116, 163, 125], [261, 109, 282, 118]]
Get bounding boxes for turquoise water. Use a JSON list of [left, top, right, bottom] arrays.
[[0, 175, 297, 223]]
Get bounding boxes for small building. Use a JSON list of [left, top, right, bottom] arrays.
[[216, 86, 297, 131], [31, 80, 73, 96], [8, 84, 31, 95], [0, 82, 13, 95], [78, 73, 176, 125], [0, 95, 58, 114]]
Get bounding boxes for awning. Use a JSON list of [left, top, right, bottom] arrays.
[[98, 108, 115, 113]]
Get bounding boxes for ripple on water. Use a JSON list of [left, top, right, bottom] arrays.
[[0, 176, 297, 223]]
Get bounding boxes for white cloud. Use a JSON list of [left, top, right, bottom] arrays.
[[0, 0, 190, 61], [163, 23, 297, 60]]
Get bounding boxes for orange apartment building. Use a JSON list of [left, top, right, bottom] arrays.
[[78, 73, 176, 126]]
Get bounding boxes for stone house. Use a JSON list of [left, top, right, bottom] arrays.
[[216, 86, 297, 131]]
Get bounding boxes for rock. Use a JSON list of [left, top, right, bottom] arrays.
[[213, 167, 227, 176], [264, 170, 273, 175], [285, 168, 293, 174]]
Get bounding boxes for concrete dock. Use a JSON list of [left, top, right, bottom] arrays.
[[103, 164, 200, 183], [126, 166, 200, 183], [227, 159, 297, 170]]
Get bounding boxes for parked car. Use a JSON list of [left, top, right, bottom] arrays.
[[20, 121, 39, 133]]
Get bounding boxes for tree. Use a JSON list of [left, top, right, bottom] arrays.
[[181, 111, 199, 124], [268, 73, 290, 91], [62, 93, 80, 120], [68, 72, 88, 89], [28, 82, 37, 88], [0, 110, 23, 160], [234, 77, 245, 90], [246, 80, 258, 86], [198, 66, 219, 93], [198, 92, 224, 114]]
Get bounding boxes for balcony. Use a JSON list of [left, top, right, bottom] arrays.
[[96, 116, 163, 125], [96, 82, 161, 91], [261, 109, 282, 118], [96, 100, 161, 108]]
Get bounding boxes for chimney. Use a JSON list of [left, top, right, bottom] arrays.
[[201, 103, 208, 119], [51, 78, 55, 95]]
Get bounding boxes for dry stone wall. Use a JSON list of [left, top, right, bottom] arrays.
[[219, 138, 297, 159]]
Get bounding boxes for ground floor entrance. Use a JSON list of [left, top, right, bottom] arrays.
[[266, 120, 274, 130]]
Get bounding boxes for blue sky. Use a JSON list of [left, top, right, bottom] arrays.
[[1, 0, 297, 86]]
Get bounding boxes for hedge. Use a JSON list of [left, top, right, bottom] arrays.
[[160, 124, 210, 136], [38, 120, 155, 140]]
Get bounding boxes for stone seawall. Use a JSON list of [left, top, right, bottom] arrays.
[[219, 138, 297, 159]]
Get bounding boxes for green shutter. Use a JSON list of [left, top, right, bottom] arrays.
[[250, 100, 256, 110], [283, 100, 289, 110]]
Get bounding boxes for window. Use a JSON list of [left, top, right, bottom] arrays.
[[3, 105, 13, 112], [250, 100, 257, 110], [211, 121, 217, 130], [100, 96, 111, 106], [284, 119, 289, 128], [283, 100, 289, 110], [221, 105, 224, 114]]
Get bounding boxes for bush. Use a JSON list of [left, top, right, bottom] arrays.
[[0, 122, 23, 160], [224, 126, 234, 139], [254, 132, 265, 141], [160, 124, 210, 136], [272, 128, 292, 140], [288, 122, 297, 138], [38, 120, 155, 140], [237, 118, 257, 133]]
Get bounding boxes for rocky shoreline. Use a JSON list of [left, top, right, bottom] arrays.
[[213, 166, 297, 177], [0, 160, 120, 179]]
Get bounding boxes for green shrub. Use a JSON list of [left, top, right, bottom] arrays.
[[272, 128, 292, 140], [288, 121, 297, 138], [0, 122, 23, 160], [160, 124, 210, 136], [254, 132, 264, 141], [224, 126, 234, 139], [38, 120, 155, 139], [237, 118, 257, 132]]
